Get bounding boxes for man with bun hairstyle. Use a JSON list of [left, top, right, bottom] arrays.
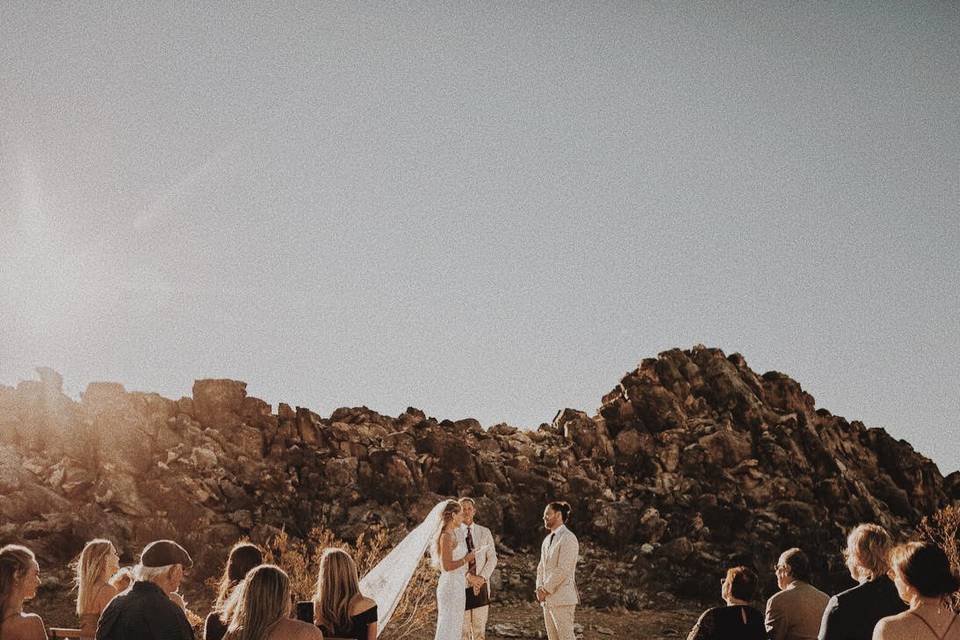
[[96, 539, 195, 640], [536, 501, 580, 640]]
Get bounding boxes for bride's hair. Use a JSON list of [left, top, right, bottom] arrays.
[[313, 548, 362, 634], [430, 500, 462, 569]]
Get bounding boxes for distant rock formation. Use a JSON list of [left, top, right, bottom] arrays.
[[0, 346, 955, 605]]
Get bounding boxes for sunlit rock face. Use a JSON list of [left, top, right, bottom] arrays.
[[0, 347, 953, 602]]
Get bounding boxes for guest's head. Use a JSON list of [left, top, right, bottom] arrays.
[[313, 548, 361, 633], [0, 545, 40, 619], [843, 524, 892, 582], [775, 548, 812, 590], [888, 542, 960, 605], [543, 501, 571, 531], [75, 539, 120, 614], [721, 566, 758, 605], [215, 542, 264, 612], [134, 539, 192, 595], [225, 564, 291, 640], [459, 497, 477, 525]]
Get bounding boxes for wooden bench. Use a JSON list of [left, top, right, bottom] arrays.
[[48, 629, 91, 640]]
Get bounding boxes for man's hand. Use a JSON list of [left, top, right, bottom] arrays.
[[535, 587, 548, 603], [467, 575, 485, 589]]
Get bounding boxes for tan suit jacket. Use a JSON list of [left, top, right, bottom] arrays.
[[765, 580, 830, 640], [536, 525, 580, 607]]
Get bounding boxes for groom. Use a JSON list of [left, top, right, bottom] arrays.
[[458, 497, 498, 640], [535, 501, 579, 640]]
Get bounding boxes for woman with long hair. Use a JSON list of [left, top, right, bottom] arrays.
[[296, 548, 378, 640], [0, 544, 46, 640], [873, 542, 960, 640], [204, 542, 264, 640], [223, 564, 321, 640], [75, 539, 121, 637], [431, 499, 475, 640]]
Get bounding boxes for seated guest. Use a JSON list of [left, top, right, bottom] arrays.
[[0, 544, 46, 640], [818, 523, 907, 640], [75, 539, 122, 637], [224, 564, 322, 640], [766, 547, 830, 640], [96, 539, 195, 640], [687, 566, 765, 640], [297, 548, 378, 640], [204, 542, 264, 640], [873, 542, 959, 640]]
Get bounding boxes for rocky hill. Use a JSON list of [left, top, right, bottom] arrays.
[[1, 346, 957, 607]]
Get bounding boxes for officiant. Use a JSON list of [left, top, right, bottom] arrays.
[[457, 497, 498, 640]]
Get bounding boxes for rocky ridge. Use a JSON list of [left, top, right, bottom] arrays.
[[1, 347, 956, 607]]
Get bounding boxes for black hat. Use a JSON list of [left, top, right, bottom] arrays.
[[140, 540, 193, 568]]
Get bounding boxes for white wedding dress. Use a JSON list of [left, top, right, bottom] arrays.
[[357, 501, 466, 639], [434, 532, 468, 640]]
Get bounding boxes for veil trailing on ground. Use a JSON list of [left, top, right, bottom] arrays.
[[359, 500, 448, 637]]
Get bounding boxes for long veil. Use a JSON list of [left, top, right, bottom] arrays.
[[359, 500, 447, 636]]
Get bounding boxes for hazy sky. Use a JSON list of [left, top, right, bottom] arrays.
[[1, 3, 957, 473]]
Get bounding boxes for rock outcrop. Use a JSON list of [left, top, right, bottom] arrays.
[[0, 346, 954, 605]]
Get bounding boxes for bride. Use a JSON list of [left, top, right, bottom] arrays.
[[430, 500, 476, 640], [357, 499, 476, 639]]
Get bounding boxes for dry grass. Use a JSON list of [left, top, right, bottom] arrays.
[[916, 504, 960, 609], [265, 526, 437, 640]]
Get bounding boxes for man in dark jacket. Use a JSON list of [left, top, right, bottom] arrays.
[[96, 539, 195, 640], [817, 524, 907, 640]]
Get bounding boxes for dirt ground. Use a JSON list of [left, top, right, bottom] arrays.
[[32, 586, 701, 640], [452, 601, 700, 640]]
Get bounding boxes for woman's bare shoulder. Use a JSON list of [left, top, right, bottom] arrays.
[[873, 612, 919, 640], [7, 614, 47, 640], [93, 583, 119, 610], [350, 594, 377, 614]]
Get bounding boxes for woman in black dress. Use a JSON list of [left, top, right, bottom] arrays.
[[687, 566, 765, 640], [297, 549, 378, 640], [204, 542, 264, 640]]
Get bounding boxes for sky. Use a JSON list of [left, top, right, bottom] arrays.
[[1, 3, 957, 473]]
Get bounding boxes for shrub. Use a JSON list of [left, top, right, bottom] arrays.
[[916, 504, 960, 609]]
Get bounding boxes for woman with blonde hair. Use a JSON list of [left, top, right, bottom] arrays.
[[297, 548, 378, 640], [0, 544, 46, 640], [204, 542, 264, 640], [873, 542, 959, 640], [223, 564, 321, 640], [75, 539, 121, 637], [819, 523, 907, 640]]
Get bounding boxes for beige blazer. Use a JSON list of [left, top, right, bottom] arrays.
[[458, 523, 498, 592], [536, 525, 580, 607], [765, 580, 830, 640]]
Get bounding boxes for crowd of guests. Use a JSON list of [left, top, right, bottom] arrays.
[[687, 523, 960, 640], [0, 521, 957, 640], [0, 538, 378, 640]]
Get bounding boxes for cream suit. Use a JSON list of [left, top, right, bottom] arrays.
[[459, 522, 498, 640], [536, 525, 579, 640]]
